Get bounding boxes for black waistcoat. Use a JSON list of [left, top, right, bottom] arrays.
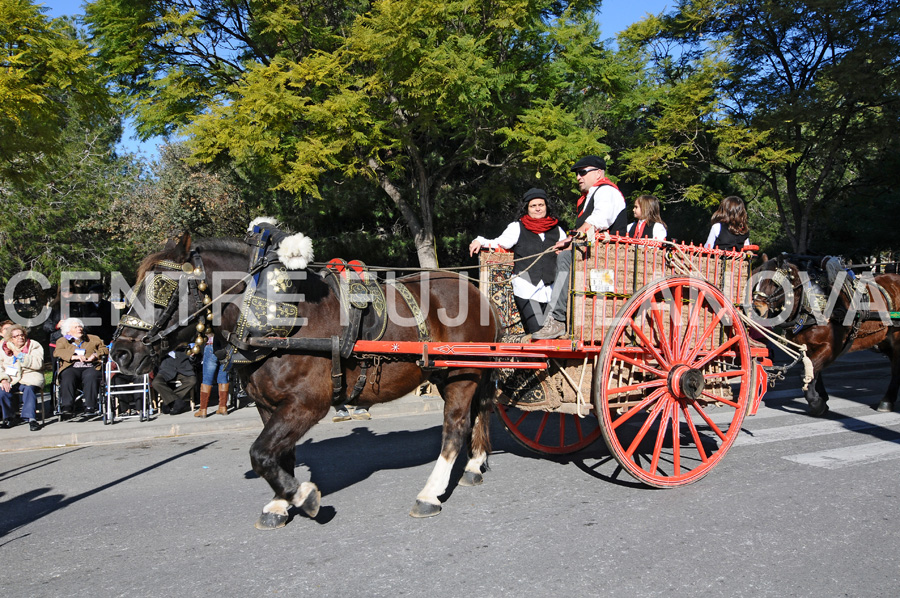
[[575, 184, 628, 235], [628, 220, 652, 239], [514, 223, 562, 286], [714, 226, 748, 251]]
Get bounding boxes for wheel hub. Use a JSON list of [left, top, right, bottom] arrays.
[[667, 364, 705, 400]]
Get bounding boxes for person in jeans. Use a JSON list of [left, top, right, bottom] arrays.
[[0, 325, 45, 431]]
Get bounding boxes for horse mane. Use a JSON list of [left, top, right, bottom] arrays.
[[135, 236, 251, 282]]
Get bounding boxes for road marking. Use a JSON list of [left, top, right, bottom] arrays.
[[784, 440, 900, 469], [735, 412, 900, 446]]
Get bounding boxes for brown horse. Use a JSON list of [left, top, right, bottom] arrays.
[[111, 232, 500, 529], [752, 254, 900, 416]]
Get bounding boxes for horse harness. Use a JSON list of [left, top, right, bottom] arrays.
[[114, 251, 214, 368], [223, 227, 432, 405], [760, 259, 897, 359]]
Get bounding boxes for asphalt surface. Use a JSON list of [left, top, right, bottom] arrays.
[[0, 348, 890, 453]]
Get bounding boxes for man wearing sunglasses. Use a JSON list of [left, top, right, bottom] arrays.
[[532, 155, 627, 340]]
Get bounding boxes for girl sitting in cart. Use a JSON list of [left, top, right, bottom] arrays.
[[704, 196, 750, 250], [626, 194, 668, 240], [469, 188, 566, 334]]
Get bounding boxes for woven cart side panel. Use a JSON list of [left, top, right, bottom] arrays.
[[478, 251, 525, 336]]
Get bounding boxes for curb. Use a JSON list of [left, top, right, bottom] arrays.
[[0, 394, 445, 453]]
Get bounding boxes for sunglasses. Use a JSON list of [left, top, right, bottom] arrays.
[[574, 168, 599, 177]]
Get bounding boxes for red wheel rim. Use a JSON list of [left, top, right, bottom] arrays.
[[595, 277, 751, 487], [497, 403, 601, 455]]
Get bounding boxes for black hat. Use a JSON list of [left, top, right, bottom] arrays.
[[522, 188, 547, 203], [571, 155, 606, 171]]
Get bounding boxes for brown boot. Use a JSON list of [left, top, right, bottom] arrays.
[[216, 383, 230, 415], [194, 384, 212, 418]]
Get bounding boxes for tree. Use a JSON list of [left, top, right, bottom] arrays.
[[88, 0, 619, 267], [0, 0, 111, 185], [0, 1, 140, 294], [620, 0, 900, 253]]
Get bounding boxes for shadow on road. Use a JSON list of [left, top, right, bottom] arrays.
[[0, 442, 216, 539]]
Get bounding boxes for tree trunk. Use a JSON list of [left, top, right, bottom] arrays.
[[367, 158, 438, 269]]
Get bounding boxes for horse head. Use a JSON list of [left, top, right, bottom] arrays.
[[751, 254, 801, 322], [111, 232, 212, 375]]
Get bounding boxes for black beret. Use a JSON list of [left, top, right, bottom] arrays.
[[571, 155, 606, 171], [522, 187, 547, 203]]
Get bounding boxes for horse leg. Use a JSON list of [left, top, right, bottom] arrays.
[[410, 369, 481, 518], [806, 373, 830, 417], [458, 373, 492, 487], [876, 338, 900, 412], [251, 402, 324, 530]]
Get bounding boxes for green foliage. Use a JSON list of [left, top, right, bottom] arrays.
[[0, 0, 111, 185], [621, 0, 900, 254]]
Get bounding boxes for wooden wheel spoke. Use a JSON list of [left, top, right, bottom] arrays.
[[610, 387, 666, 430], [624, 319, 670, 369], [649, 303, 675, 365], [684, 308, 726, 363], [692, 335, 741, 370], [557, 413, 566, 447], [607, 378, 666, 396], [649, 401, 674, 473], [679, 289, 706, 357], [534, 412, 550, 442], [703, 369, 748, 379], [680, 403, 710, 463], [671, 403, 681, 476], [624, 395, 668, 458], [699, 391, 741, 409], [610, 350, 668, 379], [688, 399, 728, 441], [670, 285, 683, 360]]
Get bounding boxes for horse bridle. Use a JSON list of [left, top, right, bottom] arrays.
[[113, 251, 213, 365]]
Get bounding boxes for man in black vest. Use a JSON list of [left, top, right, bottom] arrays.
[[532, 155, 627, 340]]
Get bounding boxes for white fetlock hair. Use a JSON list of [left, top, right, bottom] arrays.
[[277, 233, 314, 270], [248, 216, 280, 232]]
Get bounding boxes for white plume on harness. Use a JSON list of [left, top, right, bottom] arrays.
[[277, 233, 315, 270]]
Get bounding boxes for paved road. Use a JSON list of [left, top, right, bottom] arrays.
[[1, 351, 898, 597]]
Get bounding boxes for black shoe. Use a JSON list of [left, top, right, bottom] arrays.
[[160, 403, 172, 415], [0, 420, 10, 429], [29, 420, 41, 432], [83, 408, 98, 417]]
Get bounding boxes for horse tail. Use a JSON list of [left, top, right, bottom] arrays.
[[470, 369, 494, 469]]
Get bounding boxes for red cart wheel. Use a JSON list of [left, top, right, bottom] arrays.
[[595, 276, 751, 487], [496, 403, 601, 455]]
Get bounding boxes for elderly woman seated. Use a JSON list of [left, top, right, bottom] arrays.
[[0, 325, 45, 431], [53, 318, 108, 419]]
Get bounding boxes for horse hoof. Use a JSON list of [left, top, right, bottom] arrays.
[[409, 500, 442, 518], [458, 471, 483, 486], [876, 400, 895, 413], [298, 483, 321, 518], [808, 400, 829, 417], [255, 511, 288, 530]]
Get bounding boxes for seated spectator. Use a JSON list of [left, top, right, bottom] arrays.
[[54, 318, 108, 418], [0, 325, 45, 431], [153, 349, 197, 415], [0, 320, 13, 341]]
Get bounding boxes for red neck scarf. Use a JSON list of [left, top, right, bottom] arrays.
[[577, 178, 619, 215], [632, 220, 647, 238], [520, 215, 559, 234]]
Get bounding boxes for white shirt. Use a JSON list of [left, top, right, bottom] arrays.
[[475, 221, 567, 302], [703, 223, 750, 249], [626, 221, 667, 240], [582, 184, 626, 231]]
